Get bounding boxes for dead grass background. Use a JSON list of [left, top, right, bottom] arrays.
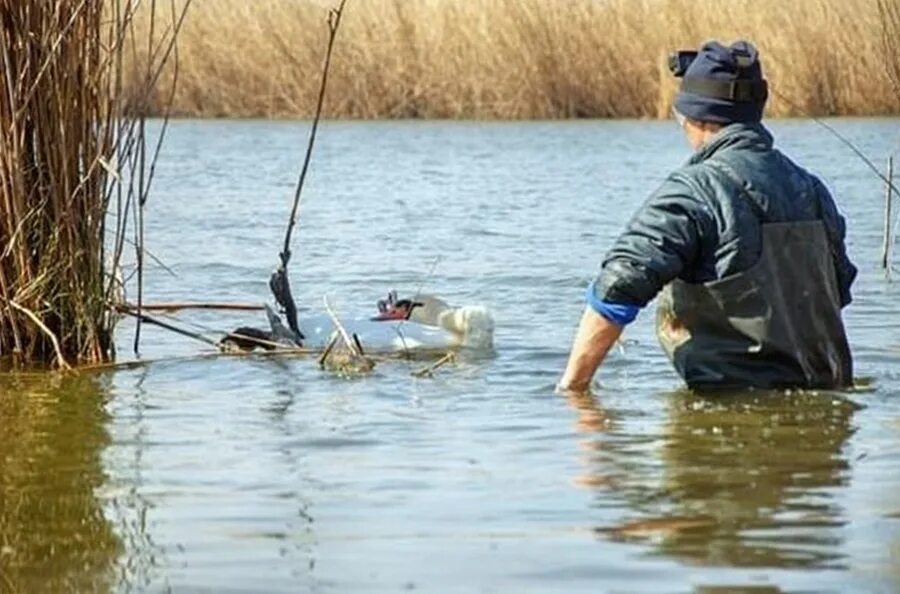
[[142, 0, 900, 119]]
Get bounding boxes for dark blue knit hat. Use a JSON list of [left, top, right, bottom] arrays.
[[672, 40, 768, 124]]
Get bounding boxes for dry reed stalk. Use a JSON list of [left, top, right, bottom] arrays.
[[321, 296, 375, 374], [136, 0, 899, 120], [117, 301, 266, 312], [0, 1, 189, 368], [322, 296, 362, 358], [411, 351, 455, 378], [884, 156, 895, 271], [270, 0, 348, 343], [317, 333, 340, 368], [117, 308, 219, 347], [878, 0, 900, 99]]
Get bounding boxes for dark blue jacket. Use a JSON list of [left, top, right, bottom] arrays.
[[595, 123, 856, 308]]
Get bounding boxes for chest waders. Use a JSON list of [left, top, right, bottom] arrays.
[[656, 165, 853, 390]]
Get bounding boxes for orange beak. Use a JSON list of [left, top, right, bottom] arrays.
[[371, 305, 409, 321]]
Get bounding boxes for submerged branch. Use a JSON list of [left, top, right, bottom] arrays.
[[411, 351, 456, 378], [8, 301, 71, 371]]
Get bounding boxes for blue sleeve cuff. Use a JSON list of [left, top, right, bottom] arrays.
[[585, 281, 640, 326]]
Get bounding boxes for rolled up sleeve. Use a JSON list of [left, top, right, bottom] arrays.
[[585, 280, 641, 325]]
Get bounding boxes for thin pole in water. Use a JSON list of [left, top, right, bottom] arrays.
[[269, 0, 349, 340], [120, 309, 219, 348], [279, 0, 349, 268], [883, 156, 894, 271]]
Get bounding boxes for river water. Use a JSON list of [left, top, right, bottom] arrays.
[[2, 119, 900, 593]]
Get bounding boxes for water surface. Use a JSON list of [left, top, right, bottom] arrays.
[[2, 118, 900, 593]]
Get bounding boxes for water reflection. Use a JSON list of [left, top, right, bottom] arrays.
[[573, 390, 858, 570], [0, 373, 120, 592], [102, 362, 321, 592], [104, 367, 167, 592]]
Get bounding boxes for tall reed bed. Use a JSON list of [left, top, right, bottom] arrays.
[[144, 0, 900, 119], [0, 2, 186, 368], [879, 0, 900, 99]]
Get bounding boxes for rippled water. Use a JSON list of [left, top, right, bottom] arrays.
[[2, 119, 900, 593]]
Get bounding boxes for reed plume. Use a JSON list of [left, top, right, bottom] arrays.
[[0, 1, 187, 368]]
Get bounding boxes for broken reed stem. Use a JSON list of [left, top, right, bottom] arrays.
[[411, 351, 456, 378], [0, 0, 190, 368], [352, 334, 365, 356], [219, 330, 308, 352], [118, 307, 306, 352], [7, 301, 72, 371], [117, 302, 266, 312], [883, 156, 894, 271], [321, 295, 375, 373], [322, 296, 364, 358], [318, 333, 340, 368], [118, 308, 219, 347]]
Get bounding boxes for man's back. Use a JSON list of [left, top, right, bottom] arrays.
[[599, 123, 857, 310]]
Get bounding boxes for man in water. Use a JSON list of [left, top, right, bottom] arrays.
[[559, 40, 856, 392]]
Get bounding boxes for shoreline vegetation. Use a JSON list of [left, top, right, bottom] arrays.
[[141, 0, 900, 120], [0, 2, 185, 368]]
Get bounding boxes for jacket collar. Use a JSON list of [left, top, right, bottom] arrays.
[[688, 122, 774, 165]]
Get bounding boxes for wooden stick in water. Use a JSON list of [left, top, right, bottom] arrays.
[[411, 352, 456, 378], [318, 333, 340, 368], [119, 308, 220, 347], [77, 348, 320, 374], [883, 156, 894, 270], [278, 0, 349, 268], [220, 330, 307, 353], [352, 333, 365, 356], [118, 302, 266, 312]]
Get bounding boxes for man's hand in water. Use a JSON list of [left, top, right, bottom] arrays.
[[558, 307, 624, 393]]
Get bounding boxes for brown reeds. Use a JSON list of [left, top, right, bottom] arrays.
[[140, 0, 900, 119], [0, 1, 188, 368], [878, 0, 900, 99]]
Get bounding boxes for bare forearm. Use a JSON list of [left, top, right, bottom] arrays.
[[558, 307, 624, 393]]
